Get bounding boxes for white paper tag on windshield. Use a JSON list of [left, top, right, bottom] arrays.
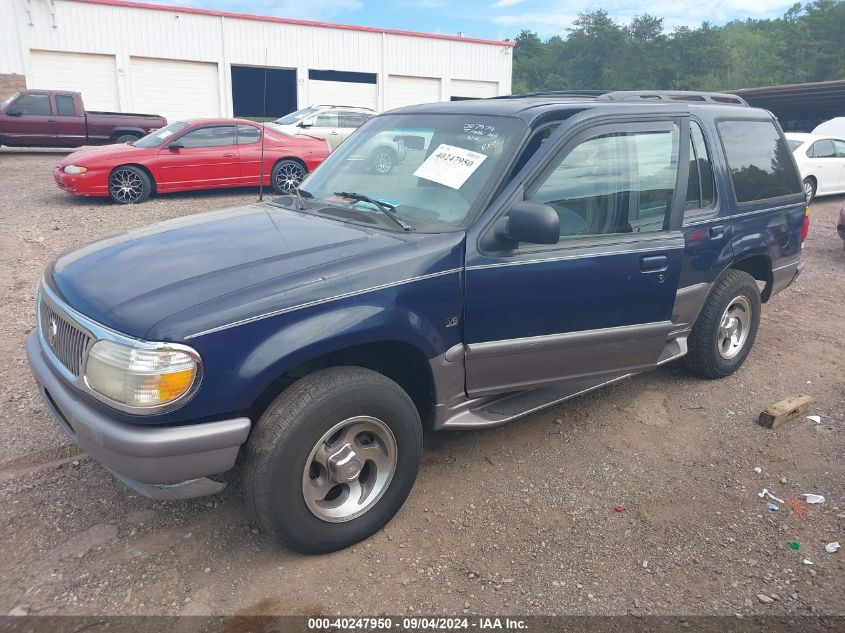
[[413, 144, 487, 190]]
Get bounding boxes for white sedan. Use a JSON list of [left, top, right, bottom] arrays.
[[785, 133, 845, 202]]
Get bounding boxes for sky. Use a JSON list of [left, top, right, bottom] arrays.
[[145, 0, 803, 40]]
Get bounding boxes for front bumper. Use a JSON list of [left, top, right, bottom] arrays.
[[26, 330, 251, 499], [53, 166, 107, 197]]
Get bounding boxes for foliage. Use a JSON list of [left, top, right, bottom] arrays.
[[511, 1, 845, 92]]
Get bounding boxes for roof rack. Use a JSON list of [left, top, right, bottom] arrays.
[[597, 91, 748, 106], [489, 90, 606, 100]]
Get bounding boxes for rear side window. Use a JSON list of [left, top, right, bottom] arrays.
[[339, 112, 369, 128], [835, 140, 845, 158], [809, 139, 836, 158], [717, 120, 802, 203], [178, 126, 235, 148], [11, 94, 51, 116], [236, 124, 261, 145], [55, 95, 77, 116], [685, 121, 716, 213]]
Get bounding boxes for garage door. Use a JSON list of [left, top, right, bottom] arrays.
[[387, 75, 441, 111], [309, 80, 378, 111], [29, 51, 119, 111], [451, 79, 498, 100], [130, 57, 220, 121]]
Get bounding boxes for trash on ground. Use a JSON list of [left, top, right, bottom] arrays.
[[801, 493, 825, 504], [757, 394, 813, 429], [786, 498, 808, 518], [826, 542, 840, 554], [754, 466, 762, 473], [767, 503, 779, 511], [614, 505, 624, 513], [806, 415, 821, 424], [802, 559, 813, 565], [788, 541, 800, 550], [758, 488, 785, 504]]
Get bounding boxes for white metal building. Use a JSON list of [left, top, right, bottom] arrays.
[[0, 0, 513, 122]]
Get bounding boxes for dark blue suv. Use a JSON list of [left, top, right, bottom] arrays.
[[27, 91, 807, 552]]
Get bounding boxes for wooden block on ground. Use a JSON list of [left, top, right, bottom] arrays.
[[758, 394, 814, 429]]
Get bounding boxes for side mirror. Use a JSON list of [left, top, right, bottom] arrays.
[[167, 141, 184, 150], [299, 119, 314, 128], [506, 201, 560, 244], [398, 135, 426, 150]]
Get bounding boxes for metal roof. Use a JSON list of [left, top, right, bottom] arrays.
[[730, 81, 845, 121]]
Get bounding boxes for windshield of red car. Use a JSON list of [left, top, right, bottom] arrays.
[[132, 122, 189, 148]]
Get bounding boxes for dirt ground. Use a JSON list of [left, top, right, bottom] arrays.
[[0, 148, 843, 617]]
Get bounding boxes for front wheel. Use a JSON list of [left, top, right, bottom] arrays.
[[271, 159, 307, 194], [243, 367, 422, 553], [685, 269, 761, 379], [108, 165, 151, 204], [113, 133, 141, 144]]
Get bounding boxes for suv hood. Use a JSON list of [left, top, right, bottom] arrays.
[[48, 204, 463, 340]]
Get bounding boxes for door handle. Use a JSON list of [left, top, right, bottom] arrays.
[[329, 131, 340, 135], [640, 255, 669, 272], [47, 119, 55, 123], [709, 224, 726, 239], [222, 153, 235, 158]]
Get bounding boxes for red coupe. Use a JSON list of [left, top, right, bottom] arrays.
[[53, 118, 330, 204]]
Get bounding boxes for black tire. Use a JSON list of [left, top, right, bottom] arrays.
[[685, 269, 761, 379], [108, 165, 152, 204], [371, 147, 397, 175], [271, 159, 307, 194], [243, 367, 422, 553], [113, 133, 141, 144], [803, 177, 816, 203]]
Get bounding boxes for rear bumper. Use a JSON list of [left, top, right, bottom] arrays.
[[26, 329, 250, 499]]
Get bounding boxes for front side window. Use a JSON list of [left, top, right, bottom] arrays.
[[809, 139, 836, 158], [178, 125, 235, 148], [313, 112, 339, 128], [55, 95, 77, 117], [685, 121, 716, 213], [237, 124, 261, 145], [528, 123, 679, 241], [274, 107, 319, 125], [717, 120, 802, 203], [10, 94, 51, 116], [297, 113, 523, 229], [133, 122, 189, 148]]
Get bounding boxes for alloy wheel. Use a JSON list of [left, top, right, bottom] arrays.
[[108, 168, 145, 203], [302, 416, 397, 523], [373, 152, 393, 174], [275, 162, 306, 193], [717, 295, 752, 359]]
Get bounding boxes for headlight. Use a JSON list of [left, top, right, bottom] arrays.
[[64, 165, 88, 174], [84, 340, 201, 409]]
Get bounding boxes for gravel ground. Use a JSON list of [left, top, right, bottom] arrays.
[[0, 148, 843, 617]]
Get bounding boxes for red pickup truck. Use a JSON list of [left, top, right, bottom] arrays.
[[0, 89, 166, 148]]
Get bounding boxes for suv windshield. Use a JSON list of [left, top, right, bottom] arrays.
[[1, 92, 20, 111], [133, 122, 189, 148], [298, 113, 522, 229], [275, 107, 320, 125]]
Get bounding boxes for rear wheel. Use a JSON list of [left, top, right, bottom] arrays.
[[803, 177, 816, 203], [113, 133, 141, 144], [243, 367, 422, 553], [685, 269, 761, 379], [272, 159, 307, 194], [108, 165, 151, 204]]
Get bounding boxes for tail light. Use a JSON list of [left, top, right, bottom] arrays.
[[801, 206, 810, 242]]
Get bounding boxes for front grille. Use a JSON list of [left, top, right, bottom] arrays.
[[39, 298, 92, 377]]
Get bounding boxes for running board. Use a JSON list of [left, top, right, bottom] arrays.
[[435, 373, 632, 430]]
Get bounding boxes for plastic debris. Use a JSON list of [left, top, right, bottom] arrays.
[[789, 541, 800, 550], [802, 559, 814, 565], [758, 488, 785, 504], [801, 494, 825, 504], [826, 542, 840, 554], [767, 503, 779, 511], [614, 505, 624, 513], [806, 415, 821, 424], [754, 467, 762, 473]]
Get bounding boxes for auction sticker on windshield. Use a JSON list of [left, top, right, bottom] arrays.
[[413, 144, 487, 190]]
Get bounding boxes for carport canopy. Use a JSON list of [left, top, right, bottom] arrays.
[[730, 80, 845, 125]]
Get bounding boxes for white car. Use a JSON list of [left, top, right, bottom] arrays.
[[785, 132, 845, 202], [268, 105, 375, 151]]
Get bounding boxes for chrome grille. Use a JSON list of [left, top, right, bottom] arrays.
[[39, 298, 91, 377]]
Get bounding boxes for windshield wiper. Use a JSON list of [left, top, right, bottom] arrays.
[[334, 192, 413, 232]]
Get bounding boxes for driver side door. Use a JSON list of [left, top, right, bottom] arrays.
[[463, 118, 688, 397], [157, 124, 240, 190]]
